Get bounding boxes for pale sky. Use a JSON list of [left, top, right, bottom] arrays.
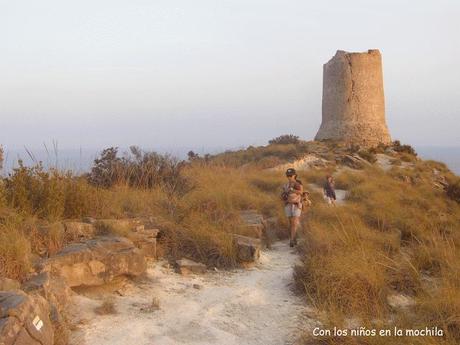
[[1, 0, 459, 151]]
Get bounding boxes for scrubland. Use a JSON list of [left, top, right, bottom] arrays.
[[296, 161, 460, 344], [0, 147, 286, 280], [1, 138, 459, 345]]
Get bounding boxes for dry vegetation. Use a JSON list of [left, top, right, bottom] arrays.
[[0, 146, 285, 280], [1, 140, 459, 345], [296, 161, 460, 345]]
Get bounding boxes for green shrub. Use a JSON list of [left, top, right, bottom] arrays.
[[87, 146, 193, 195], [268, 134, 300, 145]]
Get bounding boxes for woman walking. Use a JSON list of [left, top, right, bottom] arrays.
[[281, 168, 304, 247], [323, 175, 336, 206]]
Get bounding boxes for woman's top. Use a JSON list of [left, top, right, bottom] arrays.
[[282, 180, 303, 205]]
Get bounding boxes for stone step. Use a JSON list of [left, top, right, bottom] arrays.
[[233, 234, 261, 263]]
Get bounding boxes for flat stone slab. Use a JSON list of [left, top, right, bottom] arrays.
[[175, 259, 207, 275], [40, 236, 146, 288]]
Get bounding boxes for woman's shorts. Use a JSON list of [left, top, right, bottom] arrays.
[[284, 203, 301, 217]]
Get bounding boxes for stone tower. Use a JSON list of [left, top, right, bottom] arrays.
[[315, 49, 391, 147]]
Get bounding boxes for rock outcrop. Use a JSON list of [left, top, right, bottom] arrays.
[[0, 291, 54, 345], [129, 226, 159, 258], [315, 49, 391, 147], [233, 234, 261, 263], [39, 236, 146, 288]]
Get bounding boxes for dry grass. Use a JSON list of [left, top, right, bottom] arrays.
[[296, 164, 460, 344], [1, 142, 459, 345], [0, 161, 287, 279]]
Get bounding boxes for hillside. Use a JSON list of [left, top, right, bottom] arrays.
[[1, 139, 459, 345]]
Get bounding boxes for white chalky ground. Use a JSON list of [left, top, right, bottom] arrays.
[[69, 241, 313, 345]]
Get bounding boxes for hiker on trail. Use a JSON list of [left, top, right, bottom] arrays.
[[323, 175, 336, 205], [281, 168, 304, 247]]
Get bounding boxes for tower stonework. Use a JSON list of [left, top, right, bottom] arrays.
[[315, 49, 391, 147]]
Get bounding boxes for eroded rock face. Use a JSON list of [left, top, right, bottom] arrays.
[[0, 291, 54, 345], [315, 49, 391, 147], [22, 272, 72, 345], [40, 236, 146, 288], [233, 234, 261, 262]]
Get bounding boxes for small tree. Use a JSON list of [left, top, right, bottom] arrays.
[[268, 134, 300, 145], [87, 147, 122, 188], [187, 150, 200, 161]]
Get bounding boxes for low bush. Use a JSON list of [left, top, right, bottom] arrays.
[[268, 134, 300, 145], [87, 146, 193, 195], [392, 140, 417, 156]]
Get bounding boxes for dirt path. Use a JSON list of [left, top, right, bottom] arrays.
[[69, 241, 312, 345], [307, 183, 347, 205]]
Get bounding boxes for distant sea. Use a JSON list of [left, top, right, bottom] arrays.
[[415, 146, 460, 175], [2, 145, 459, 176]]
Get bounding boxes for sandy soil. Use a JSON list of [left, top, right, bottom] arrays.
[[69, 241, 313, 345]]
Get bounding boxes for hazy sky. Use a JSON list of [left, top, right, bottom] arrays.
[[1, 0, 459, 151]]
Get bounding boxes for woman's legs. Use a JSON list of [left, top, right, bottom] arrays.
[[289, 216, 300, 246]]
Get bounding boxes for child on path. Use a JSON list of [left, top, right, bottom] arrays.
[[323, 175, 336, 206]]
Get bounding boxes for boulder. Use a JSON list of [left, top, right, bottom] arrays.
[[22, 272, 72, 344], [233, 234, 261, 262], [40, 236, 146, 288], [22, 272, 71, 322], [0, 278, 20, 292], [0, 291, 54, 345], [175, 259, 207, 275]]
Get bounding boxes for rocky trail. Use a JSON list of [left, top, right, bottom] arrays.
[[68, 240, 313, 345]]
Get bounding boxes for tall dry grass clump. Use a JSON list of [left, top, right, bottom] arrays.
[[296, 164, 460, 344]]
